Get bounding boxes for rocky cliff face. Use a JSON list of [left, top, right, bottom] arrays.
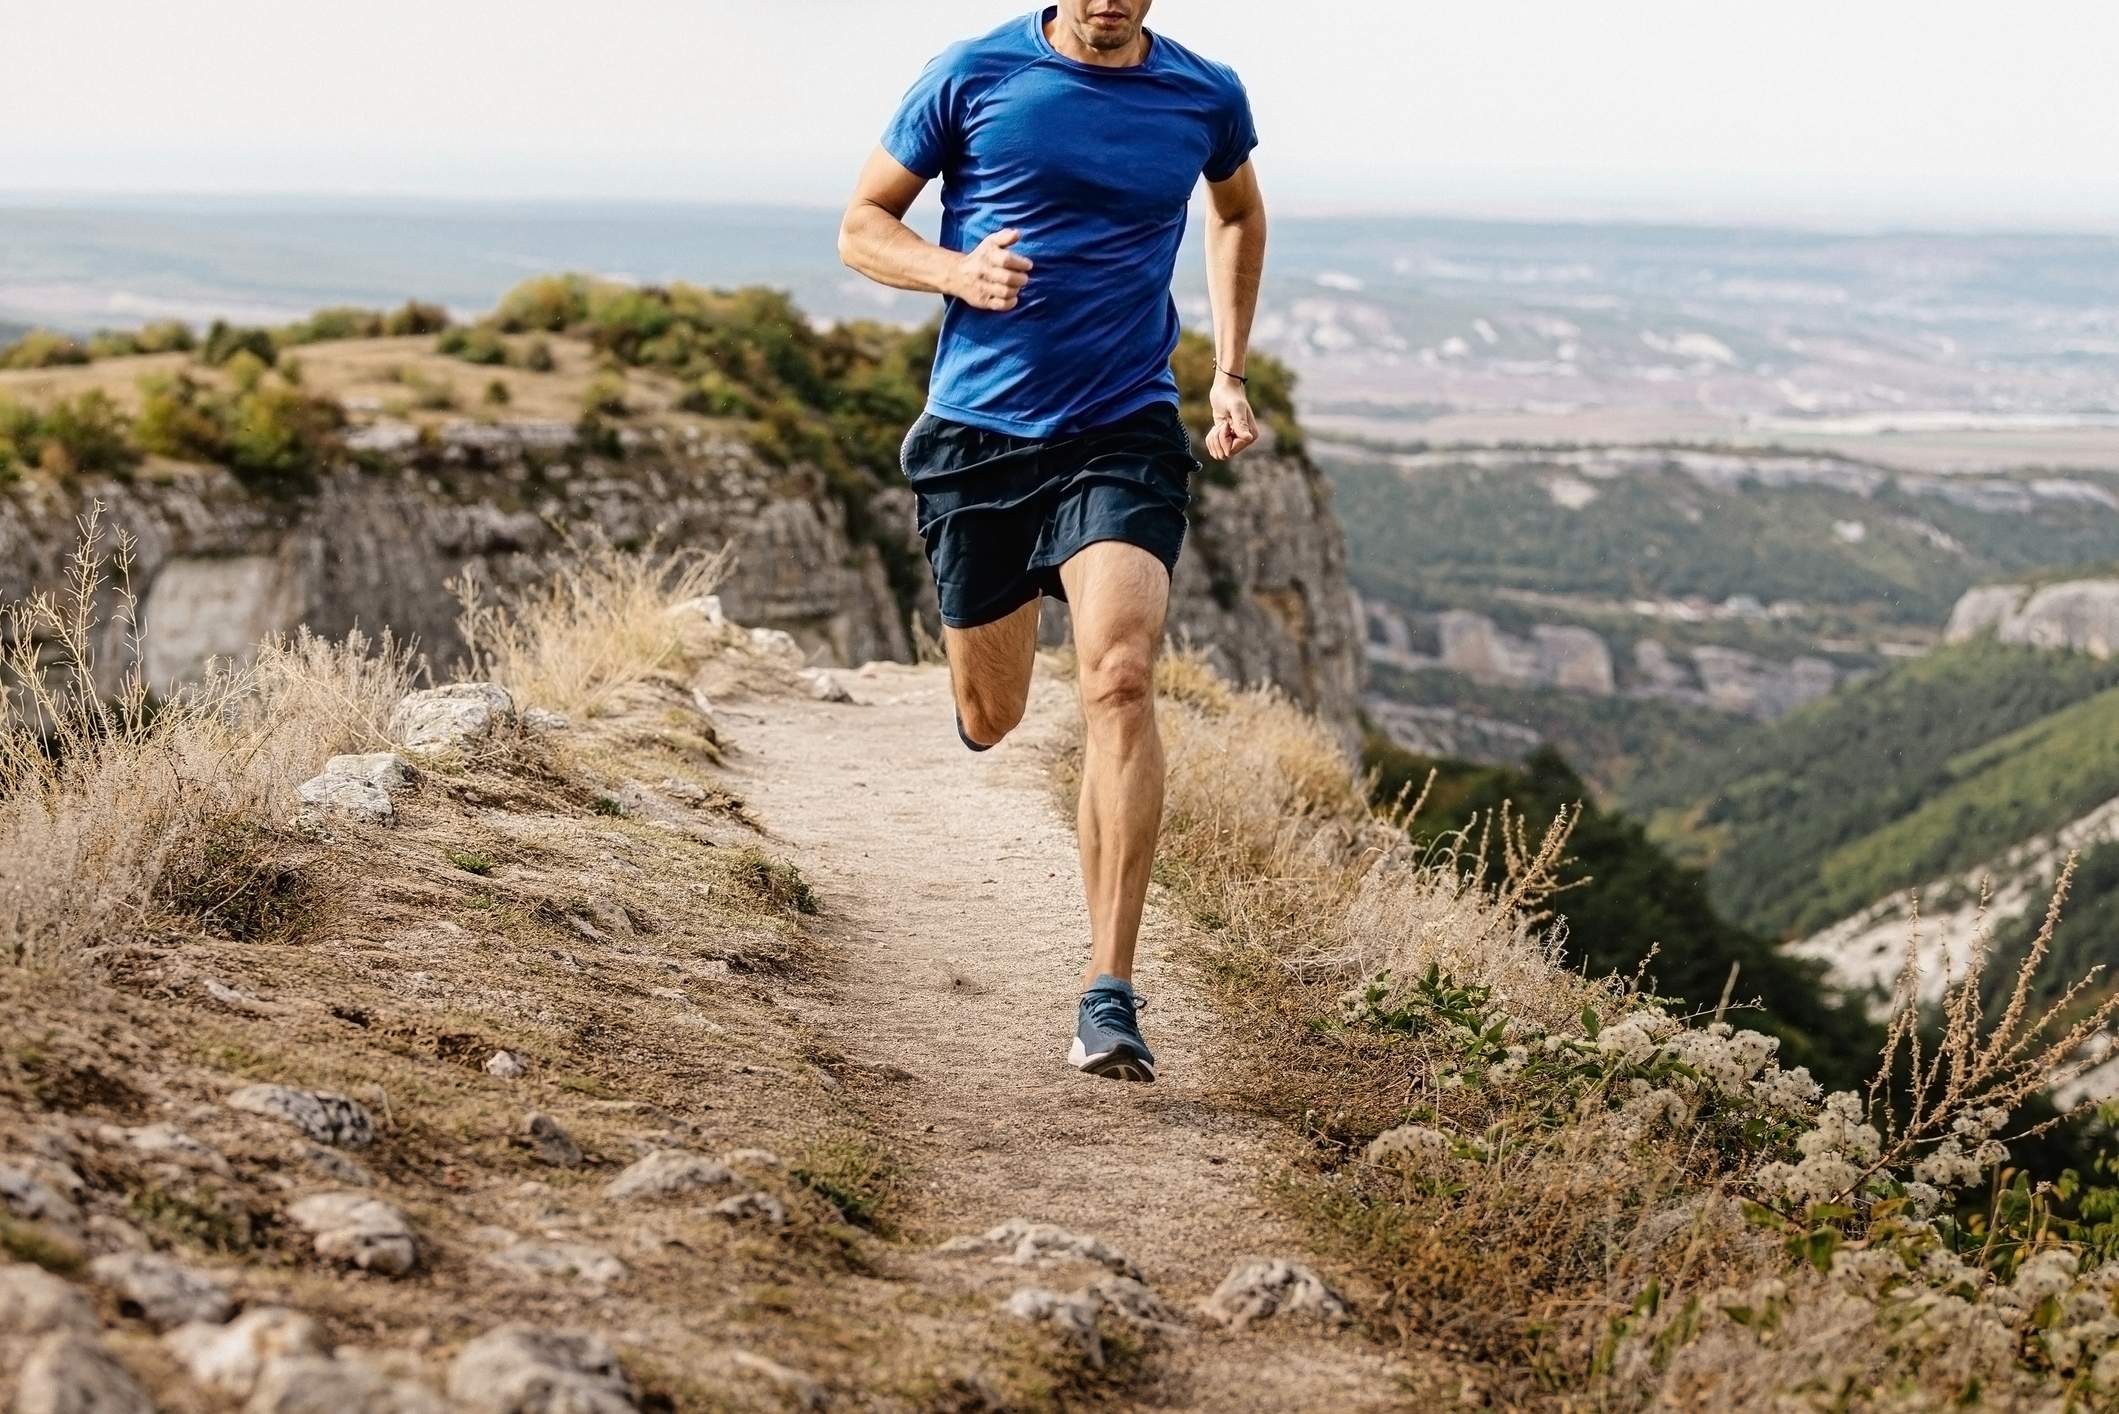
[[1357, 598, 1838, 721], [1946, 578, 2119, 657], [1, 416, 1365, 740]]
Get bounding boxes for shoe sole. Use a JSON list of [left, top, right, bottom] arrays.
[[1068, 1038, 1156, 1083]]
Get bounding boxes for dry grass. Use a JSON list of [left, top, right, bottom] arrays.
[[1126, 650, 2119, 1409], [453, 529, 732, 720], [1, 507, 420, 965]]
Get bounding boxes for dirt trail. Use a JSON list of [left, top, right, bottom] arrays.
[[728, 660, 1406, 1409]]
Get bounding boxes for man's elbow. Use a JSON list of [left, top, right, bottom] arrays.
[[836, 209, 862, 271]]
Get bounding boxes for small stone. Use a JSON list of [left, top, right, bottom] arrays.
[[447, 1326, 637, 1414], [721, 1148, 782, 1170], [166, 1307, 326, 1395], [0, 1263, 98, 1338], [746, 626, 804, 664], [0, 1161, 83, 1234], [485, 1051, 525, 1079], [123, 1122, 230, 1174], [523, 1113, 583, 1169], [288, 1193, 417, 1277], [247, 1355, 445, 1414], [1086, 1276, 1184, 1331], [802, 669, 853, 704], [14, 1333, 153, 1414], [228, 1085, 377, 1147], [520, 708, 571, 733], [1202, 1259, 1351, 1331], [712, 1192, 787, 1226], [939, 1218, 1141, 1280], [604, 1150, 734, 1202], [298, 753, 416, 824], [389, 683, 515, 753], [89, 1250, 234, 1330], [301, 1145, 376, 1187], [1002, 1287, 1106, 1368], [487, 1241, 626, 1288]]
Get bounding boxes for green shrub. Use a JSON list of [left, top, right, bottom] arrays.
[[581, 373, 628, 418], [382, 300, 450, 337], [0, 391, 138, 477], [134, 375, 231, 464], [200, 321, 278, 368], [522, 338, 556, 373], [676, 371, 756, 418], [85, 320, 195, 359], [438, 324, 510, 366], [224, 349, 269, 394], [226, 383, 344, 482], [483, 378, 511, 407], [391, 366, 457, 411], [276, 306, 385, 346], [0, 329, 91, 370], [496, 275, 591, 334]]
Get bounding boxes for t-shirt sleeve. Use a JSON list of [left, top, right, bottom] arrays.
[[1203, 72, 1259, 183], [880, 50, 961, 179]]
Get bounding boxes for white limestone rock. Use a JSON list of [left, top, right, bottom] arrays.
[[247, 1355, 444, 1414], [712, 1192, 787, 1226], [287, 1193, 417, 1277], [484, 1050, 525, 1079], [604, 1150, 734, 1202], [1202, 1258, 1351, 1331], [389, 682, 515, 753], [89, 1250, 235, 1330], [0, 1263, 97, 1339], [486, 1241, 626, 1288], [297, 753, 415, 824], [13, 1333, 154, 1414], [166, 1307, 327, 1396], [939, 1217, 1141, 1280], [447, 1326, 637, 1414]]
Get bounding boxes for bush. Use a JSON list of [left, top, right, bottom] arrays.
[[0, 329, 91, 370], [483, 378, 511, 407], [522, 338, 557, 373], [495, 275, 591, 334], [200, 321, 278, 369], [581, 373, 628, 418], [382, 300, 450, 337], [276, 307, 385, 346], [131, 371, 343, 482], [391, 366, 457, 412], [0, 392, 138, 477], [85, 320, 195, 359], [438, 324, 510, 366], [133, 374, 230, 464]]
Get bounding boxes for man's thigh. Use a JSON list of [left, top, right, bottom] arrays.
[[1058, 541, 1170, 663]]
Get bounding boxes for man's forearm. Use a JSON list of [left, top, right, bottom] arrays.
[[1204, 208, 1266, 374], [839, 203, 961, 298]]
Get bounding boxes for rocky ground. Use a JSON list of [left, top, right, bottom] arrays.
[[0, 610, 1407, 1410]]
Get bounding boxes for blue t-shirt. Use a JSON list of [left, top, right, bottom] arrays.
[[881, 7, 1257, 439]]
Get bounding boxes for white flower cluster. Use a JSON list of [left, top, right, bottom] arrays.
[[1664, 1021, 1780, 1093], [1913, 1106, 2012, 1189], [1365, 1123, 1454, 1168], [1753, 1092, 1883, 1206]]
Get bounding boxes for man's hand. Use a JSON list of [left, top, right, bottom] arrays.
[[1205, 371, 1259, 460], [951, 228, 1033, 311]]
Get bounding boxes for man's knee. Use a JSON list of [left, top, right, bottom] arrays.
[[957, 682, 1028, 745], [1080, 644, 1155, 720]]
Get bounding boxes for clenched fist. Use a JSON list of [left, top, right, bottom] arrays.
[[951, 228, 1033, 311]]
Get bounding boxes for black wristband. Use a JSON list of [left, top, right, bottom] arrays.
[[1215, 363, 1248, 384]]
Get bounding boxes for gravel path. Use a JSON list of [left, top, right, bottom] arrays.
[[729, 659, 1407, 1409]]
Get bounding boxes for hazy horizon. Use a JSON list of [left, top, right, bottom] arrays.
[[6, 1, 2119, 233]]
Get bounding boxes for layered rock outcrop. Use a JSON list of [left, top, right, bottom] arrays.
[[1, 416, 1365, 741], [1945, 578, 2119, 658]]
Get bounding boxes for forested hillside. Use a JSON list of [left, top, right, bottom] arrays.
[[1629, 639, 2119, 938]]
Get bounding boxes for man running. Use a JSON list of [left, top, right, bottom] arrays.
[[839, 2, 1265, 1083]]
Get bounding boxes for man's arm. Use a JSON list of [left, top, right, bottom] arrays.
[[837, 146, 1031, 311], [1202, 160, 1267, 459]]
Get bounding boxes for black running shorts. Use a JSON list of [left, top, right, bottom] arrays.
[[900, 401, 1197, 630]]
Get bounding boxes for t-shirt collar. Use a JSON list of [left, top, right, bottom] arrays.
[[1031, 5, 1162, 74]]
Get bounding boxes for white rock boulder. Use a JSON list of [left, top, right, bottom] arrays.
[[287, 1193, 417, 1276], [389, 683, 515, 753], [297, 753, 415, 824]]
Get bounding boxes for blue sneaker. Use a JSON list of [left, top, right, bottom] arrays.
[[1069, 975, 1156, 1083]]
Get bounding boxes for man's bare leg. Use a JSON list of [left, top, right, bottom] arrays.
[[943, 597, 1041, 747], [1057, 542, 1170, 986]]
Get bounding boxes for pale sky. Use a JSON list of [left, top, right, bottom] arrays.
[[5, 1, 2118, 229]]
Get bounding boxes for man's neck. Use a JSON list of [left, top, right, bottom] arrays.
[[1044, 14, 1151, 68]]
